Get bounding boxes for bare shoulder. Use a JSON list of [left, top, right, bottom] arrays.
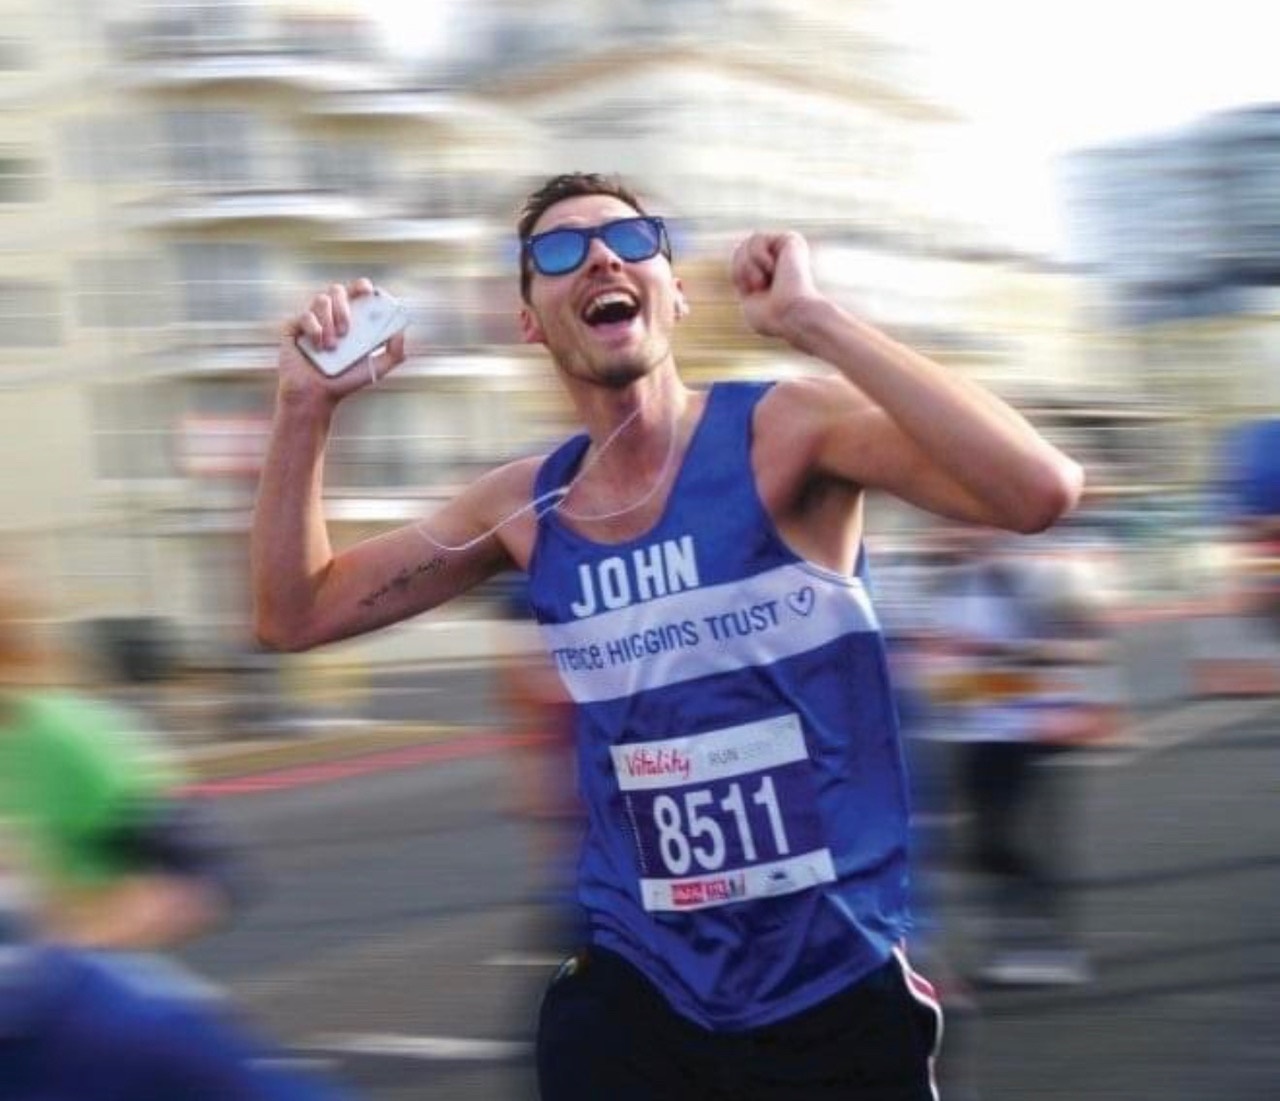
[[762, 376, 875, 414], [750, 377, 869, 561], [753, 375, 875, 465], [467, 453, 543, 513], [457, 452, 548, 570], [758, 375, 875, 425]]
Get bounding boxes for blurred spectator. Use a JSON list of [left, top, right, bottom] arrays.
[[926, 525, 1115, 987], [492, 572, 585, 952], [0, 566, 249, 952], [1235, 517, 1280, 632], [874, 546, 982, 1101], [0, 858, 352, 1101], [1216, 418, 1280, 633], [88, 615, 180, 687]]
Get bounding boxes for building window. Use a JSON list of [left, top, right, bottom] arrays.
[[61, 115, 158, 183], [0, 151, 43, 201], [325, 387, 517, 491], [0, 38, 31, 70], [300, 262, 398, 297], [91, 380, 179, 480], [304, 141, 381, 195], [76, 255, 168, 328], [0, 281, 62, 347], [163, 110, 254, 190], [174, 242, 269, 323]]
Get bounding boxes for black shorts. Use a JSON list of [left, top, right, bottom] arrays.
[[536, 946, 942, 1101]]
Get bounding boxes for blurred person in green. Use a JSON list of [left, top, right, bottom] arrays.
[[0, 568, 245, 952]]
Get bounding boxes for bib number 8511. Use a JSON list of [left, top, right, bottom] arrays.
[[652, 776, 788, 875]]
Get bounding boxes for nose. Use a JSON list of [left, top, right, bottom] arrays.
[[583, 234, 624, 273]]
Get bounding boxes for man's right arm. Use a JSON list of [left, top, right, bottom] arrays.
[[252, 281, 527, 652]]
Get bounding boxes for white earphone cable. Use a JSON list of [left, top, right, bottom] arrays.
[[411, 403, 680, 554]]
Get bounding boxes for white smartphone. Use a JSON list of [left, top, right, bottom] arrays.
[[296, 288, 411, 377]]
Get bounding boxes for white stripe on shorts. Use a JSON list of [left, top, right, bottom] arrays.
[[892, 945, 944, 1101]]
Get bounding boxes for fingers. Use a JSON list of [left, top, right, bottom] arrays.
[[732, 232, 806, 295], [772, 231, 810, 277], [370, 331, 408, 380], [731, 235, 775, 295], [347, 330, 408, 390], [279, 280, 408, 395], [282, 279, 377, 350]]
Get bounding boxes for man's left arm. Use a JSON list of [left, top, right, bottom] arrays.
[[46, 872, 228, 951], [732, 232, 1084, 534]]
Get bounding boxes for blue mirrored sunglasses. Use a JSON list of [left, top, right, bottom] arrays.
[[523, 216, 670, 277]]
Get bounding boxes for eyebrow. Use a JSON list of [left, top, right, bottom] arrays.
[[534, 212, 640, 234]]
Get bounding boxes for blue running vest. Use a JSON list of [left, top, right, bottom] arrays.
[[528, 381, 912, 1030]]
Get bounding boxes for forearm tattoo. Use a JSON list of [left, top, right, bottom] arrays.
[[359, 556, 447, 609]]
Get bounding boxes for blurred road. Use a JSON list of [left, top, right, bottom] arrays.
[[178, 692, 1280, 1100]]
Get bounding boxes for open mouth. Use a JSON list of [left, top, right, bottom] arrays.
[[581, 289, 641, 328]]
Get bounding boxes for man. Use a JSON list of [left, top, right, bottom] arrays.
[[253, 172, 1083, 1099]]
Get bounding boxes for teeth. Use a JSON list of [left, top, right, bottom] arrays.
[[584, 290, 637, 322]]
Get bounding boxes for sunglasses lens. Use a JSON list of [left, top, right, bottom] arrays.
[[527, 217, 666, 277], [605, 218, 663, 262], [530, 229, 588, 276]]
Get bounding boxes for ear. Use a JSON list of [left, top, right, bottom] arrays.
[[673, 276, 689, 321], [519, 305, 545, 345]]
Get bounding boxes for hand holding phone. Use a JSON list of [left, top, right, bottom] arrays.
[[296, 288, 411, 377]]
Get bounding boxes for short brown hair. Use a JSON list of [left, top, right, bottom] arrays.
[[516, 172, 650, 302]]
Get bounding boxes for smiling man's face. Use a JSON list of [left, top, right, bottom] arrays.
[[519, 193, 684, 390]]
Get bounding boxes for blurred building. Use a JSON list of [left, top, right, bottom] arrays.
[[1064, 105, 1280, 497], [0, 0, 551, 675], [1, 0, 1106, 681], [439, 0, 1109, 546]]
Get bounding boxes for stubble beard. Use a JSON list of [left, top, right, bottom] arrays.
[[592, 357, 653, 390], [562, 334, 671, 391]]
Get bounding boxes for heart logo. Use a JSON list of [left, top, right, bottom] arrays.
[[786, 586, 815, 617]]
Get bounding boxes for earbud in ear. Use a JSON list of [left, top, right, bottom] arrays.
[[675, 299, 690, 320]]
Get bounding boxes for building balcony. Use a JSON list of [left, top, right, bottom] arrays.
[[303, 89, 515, 129], [116, 53, 384, 94], [106, 10, 385, 92], [126, 176, 496, 240], [128, 186, 371, 229], [312, 216, 491, 245]]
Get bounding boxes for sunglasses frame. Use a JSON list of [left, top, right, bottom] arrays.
[[523, 215, 671, 278]]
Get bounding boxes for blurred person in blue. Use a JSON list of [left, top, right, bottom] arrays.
[[0, 567, 248, 955], [1217, 417, 1280, 631], [0, 856, 351, 1101], [927, 525, 1115, 987], [253, 172, 1083, 1099]]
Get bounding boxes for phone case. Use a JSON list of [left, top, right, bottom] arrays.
[[296, 289, 411, 377]]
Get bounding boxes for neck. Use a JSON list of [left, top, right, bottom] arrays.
[[574, 369, 692, 476], [554, 367, 700, 527]]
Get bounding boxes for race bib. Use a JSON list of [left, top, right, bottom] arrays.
[[610, 713, 835, 912]]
